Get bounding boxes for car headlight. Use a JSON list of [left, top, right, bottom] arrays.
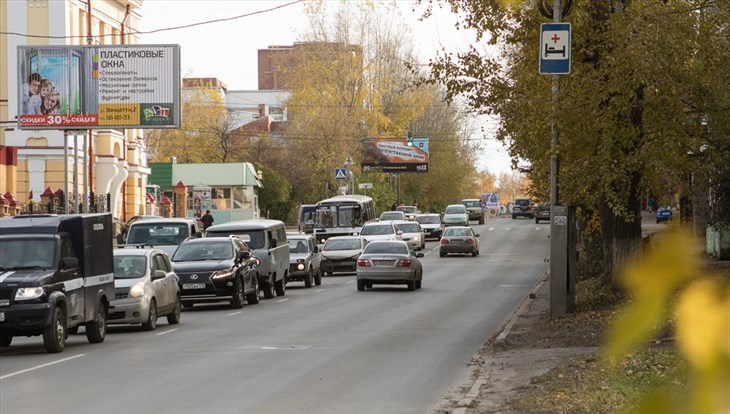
[[15, 287, 44, 301], [129, 283, 145, 298], [412, 235, 420, 242], [296, 259, 306, 271], [211, 270, 234, 280]]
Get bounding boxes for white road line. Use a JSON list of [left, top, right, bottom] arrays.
[[156, 328, 179, 336], [315, 289, 325, 292], [346, 280, 355, 284], [488, 227, 495, 231], [276, 298, 289, 303], [226, 311, 243, 317], [0, 354, 85, 380]]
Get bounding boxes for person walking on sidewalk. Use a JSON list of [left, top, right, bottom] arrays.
[[201, 210, 214, 230]]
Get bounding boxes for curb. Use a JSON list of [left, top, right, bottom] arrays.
[[493, 264, 548, 348]]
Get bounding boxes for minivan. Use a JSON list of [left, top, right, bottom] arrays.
[[204, 219, 289, 299]]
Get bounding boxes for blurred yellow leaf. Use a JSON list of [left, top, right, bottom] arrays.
[[602, 293, 666, 363]]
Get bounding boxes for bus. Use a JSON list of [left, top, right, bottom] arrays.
[[313, 195, 376, 243]]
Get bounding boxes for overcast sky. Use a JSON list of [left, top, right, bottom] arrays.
[[137, 0, 514, 178]]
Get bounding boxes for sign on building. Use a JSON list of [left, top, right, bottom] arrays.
[[361, 137, 429, 173], [17, 44, 181, 130]]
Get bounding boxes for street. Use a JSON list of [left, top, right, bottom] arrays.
[[0, 217, 549, 414]]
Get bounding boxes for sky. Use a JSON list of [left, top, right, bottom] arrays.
[[137, 0, 514, 179]]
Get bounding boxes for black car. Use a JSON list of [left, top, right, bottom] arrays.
[[535, 203, 551, 223], [171, 236, 260, 308]]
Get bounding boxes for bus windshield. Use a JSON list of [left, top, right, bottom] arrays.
[[315, 205, 363, 228]]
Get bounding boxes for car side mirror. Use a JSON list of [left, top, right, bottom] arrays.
[[116, 233, 124, 244], [270, 239, 278, 248], [61, 257, 79, 269], [152, 270, 167, 280], [475, 234, 480, 237], [313, 245, 318, 253], [238, 251, 251, 260], [193, 232, 202, 238], [416, 253, 424, 258]]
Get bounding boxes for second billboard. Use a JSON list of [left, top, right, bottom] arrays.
[[361, 137, 429, 173]]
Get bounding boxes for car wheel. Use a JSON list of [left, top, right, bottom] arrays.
[[275, 275, 286, 296], [415, 279, 422, 289], [479, 217, 484, 225], [357, 279, 366, 291], [43, 305, 66, 353], [439, 251, 446, 257], [304, 268, 313, 288], [262, 279, 275, 299], [142, 299, 158, 331], [406, 280, 415, 291], [85, 301, 107, 344], [167, 295, 182, 324], [472, 250, 478, 257], [246, 277, 260, 305], [183, 302, 195, 309], [230, 277, 244, 309], [0, 334, 12, 347], [315, 267, 323, 286]]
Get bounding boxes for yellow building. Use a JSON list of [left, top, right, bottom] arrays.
[[0, 0, 150, 221]]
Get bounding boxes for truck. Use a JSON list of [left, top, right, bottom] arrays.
[[119, 217, 202, 257], [0, 213, 115, 353]]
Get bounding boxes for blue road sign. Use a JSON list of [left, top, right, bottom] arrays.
[[335, 168, 348, 180], [540, 23, 571, 75]]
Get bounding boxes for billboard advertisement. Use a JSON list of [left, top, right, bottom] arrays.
[[17, 44, 180, 130], [480, 192, 500, 209], [361, 137, 429, 173]]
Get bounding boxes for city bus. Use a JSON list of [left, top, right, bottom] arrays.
[[313, 195, 376, 244]]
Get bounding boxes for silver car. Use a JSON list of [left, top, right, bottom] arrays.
[[356, 241, 424, 291], [320, 236, 367, 275], [443, 204, 469, 227], [393, 220, 426, 250], [359, 221, 402, 243], [439, 226, 480, 257], [287, 233, 322, 287], [110, 248, 181, 330]]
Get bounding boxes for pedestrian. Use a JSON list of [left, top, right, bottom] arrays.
[[201, 209, 214, 230], [391, 202, 397, 211]]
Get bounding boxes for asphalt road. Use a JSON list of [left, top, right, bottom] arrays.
[[0, 217, 549, 414]]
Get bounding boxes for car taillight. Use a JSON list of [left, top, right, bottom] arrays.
[[357, 259, 371, 267], [440, 239, 449, 245], [396, 260, 412, 267], [465, 239, 475, 244]]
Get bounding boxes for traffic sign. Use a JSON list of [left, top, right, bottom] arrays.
[[358, 183, 373, 189], [335, 168, 347, 180], [539, 23, 571, 75]]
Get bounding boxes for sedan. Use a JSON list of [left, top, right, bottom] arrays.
[[393, 220, 426, 250], [110, 248, 181, 331], [439, 226, 480, 257], [356, 241, 424, 291], [656, 207, 673, 223], [320, 236, 367, 275], [359, 221, 402, 243]]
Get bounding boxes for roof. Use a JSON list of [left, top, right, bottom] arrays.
[[317, 195, 373, 205], [206, 219, 285, 231]]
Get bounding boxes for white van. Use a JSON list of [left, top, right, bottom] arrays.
[[122, 217, 202, 257], [205, 219, 290, 299]]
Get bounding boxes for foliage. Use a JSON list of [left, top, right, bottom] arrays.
[[602, 226, 730, 413], [255, 163, 292, 222]]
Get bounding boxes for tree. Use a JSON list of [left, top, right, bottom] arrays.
[[416, 0, 730, 283]]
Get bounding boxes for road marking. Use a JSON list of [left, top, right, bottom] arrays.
[[276, 298, 289, 303], [488, 227, 495, 231], [0, 354, 85, 380], [236, 345, 311, 351], [315, 289, 325, 292], [156, 328, 179, 335], [226, 311, 243, 317], [498, 284, 533, 288]]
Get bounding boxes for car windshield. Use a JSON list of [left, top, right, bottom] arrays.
[[515, 199, 531, 206], [396, 223, 419, 233], [416, 216, 439, 224], [288, 239, 309, 254], [444, 228, 473, 237], [0, 238, 56, 269], [360, 225, 394, 236], [462, 200, 480, 208], [315, 204, 363, 228], [380, 212, 403, 221], [445, 206, 465, 214], [323, 239, 362, 251], [396, 206, 417, 214], [364, 243, 408, 255], [172, 241, 233, 261], [127, 222, 189, 245], [207, 229, 265, 249], [114, 255, 148, 279]]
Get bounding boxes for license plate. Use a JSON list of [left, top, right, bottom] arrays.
[[183, 283, 206, 290], [0, 312, 4, 322]]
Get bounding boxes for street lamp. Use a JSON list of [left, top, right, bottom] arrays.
[[344, 156, 354, 194]]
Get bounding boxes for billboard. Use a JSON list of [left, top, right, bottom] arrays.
[[480, 192, 500, 209], [17, 44, 180, 129], [361, 137, 429, 173]]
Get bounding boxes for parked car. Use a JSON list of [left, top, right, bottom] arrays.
[[379, 211, 406, 222], [287, 233, 322, 288], [320, 236, 367, 275], [443, 204, 469, 227], [356, 241, 424, 291], [461, 198, 485, 224], [393, 220, 426, 250], [512, 198, 534, 219], [359, 221, 402, 243], [656, 207, 673, 223], [110, 248, 181, 330], [415, 213, 443, 240], [121, 217, 202, 257], [171, 236, 260, 308], [439, 226, 480, 257], [395, 205, 419, 221], [535, 203, 551, 223]]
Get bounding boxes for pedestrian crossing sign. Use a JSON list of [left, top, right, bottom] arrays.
[[335, 168, 347, 180]]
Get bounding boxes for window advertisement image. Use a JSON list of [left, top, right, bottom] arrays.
[[360, 137, 429, 173], [17, 44, 180, 130]]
